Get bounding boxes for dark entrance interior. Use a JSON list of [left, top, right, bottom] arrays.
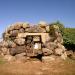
[[25, 35, 43, 60]]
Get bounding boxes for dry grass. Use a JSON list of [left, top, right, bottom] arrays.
[[0, 57, 75, 75]]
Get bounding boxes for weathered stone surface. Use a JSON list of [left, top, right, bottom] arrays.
[[46, 26, 50, 32], [66, 50, 73, 57], [9, 46, 26, 56], [61, 52, 67, 60], [1, 47, 8, 55], [7, 25, 14, 31], [14, 38, 25, 45], [7, 40, 16, 48], [25, 28, 30, 32], [0, 41, 8, 47], [23, 22, 30, 28], [45, 42, 57, 50], [14, 23, 22, 30], [15, 53, 30, 63], [15, 53, 26, 60], [4, 55, 16, 61], [54, 48, 64, 55], [18, 33, 50, 44], [1, 22, 67, 61], [3, 33, 10, 41], [19, 28, 25, 33], [42, 48, 53, 56], [9, 48, 16, 56], [10, 30, 19, 37], [54, 37, 63, 44], [42, 56, 55, 62], [54, 32, 63, 44], [57, 43, 66, 51]]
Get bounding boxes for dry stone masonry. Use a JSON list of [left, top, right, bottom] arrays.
[[0, 21, 67, 62]]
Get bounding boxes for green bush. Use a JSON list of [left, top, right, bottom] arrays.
[[63, 28, 75, 50]]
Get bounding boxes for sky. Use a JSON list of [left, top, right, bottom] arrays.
[[0, 0, 75, 38]]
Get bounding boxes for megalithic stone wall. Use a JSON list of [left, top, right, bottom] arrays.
[[0, 21, 67, 61]]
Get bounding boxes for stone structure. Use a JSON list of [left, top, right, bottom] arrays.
[[0, 22, 67, 61]]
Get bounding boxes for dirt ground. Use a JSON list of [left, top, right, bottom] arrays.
[[0, 57, 75, 75]]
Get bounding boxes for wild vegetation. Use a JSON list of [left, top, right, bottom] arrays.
[[51, 21, 75, 51], [63, 28, 75, 50]]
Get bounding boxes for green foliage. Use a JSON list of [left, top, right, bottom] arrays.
[[63, 28, 75, 44], [63, 28, 75, 50]]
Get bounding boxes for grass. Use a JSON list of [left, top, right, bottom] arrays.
[[0, 57, 6, 64]]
